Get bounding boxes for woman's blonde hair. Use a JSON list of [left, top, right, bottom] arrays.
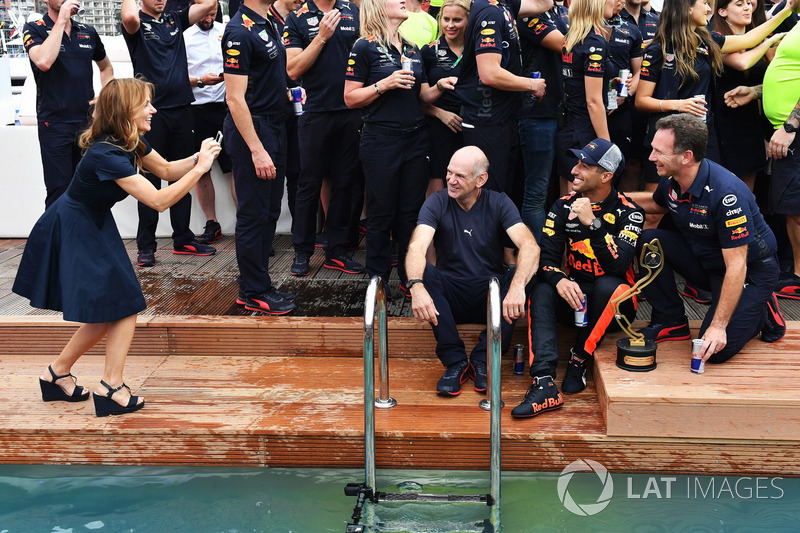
[[79, 77, 154, 170], [564, 0, 607, 53], [436, 0, 471, 38], [359, 0, 394, 49]]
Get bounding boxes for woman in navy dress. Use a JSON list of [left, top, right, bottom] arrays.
[[13, 78, 221, 417]]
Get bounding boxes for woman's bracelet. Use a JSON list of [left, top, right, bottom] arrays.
[[659, 99, 664, 112], [193, 153, 199, 165], [678, 99, 682, 112]]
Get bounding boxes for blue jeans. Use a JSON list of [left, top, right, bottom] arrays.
[[518, 118, 557, 241]]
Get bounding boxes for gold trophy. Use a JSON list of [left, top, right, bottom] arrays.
[[610, 239, 664, 371]]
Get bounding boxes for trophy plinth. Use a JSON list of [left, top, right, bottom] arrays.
[[615, 337, 657, 372]]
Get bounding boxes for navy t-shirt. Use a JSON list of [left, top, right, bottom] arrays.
[[283, 0, 360, 112], [417, 188, 522, 281], [223, 5, 288, 116], [518, 5, 569, 120], [605, 17, 643, 84], [653, 159, 776, 271], [619, 7, 659, 41], [420, 35, 463, 114], [562, 30, 607, 121], [23, 16, 106, 122], [457, 0, 523, 126], [123, 10, 194, 109], [346, 37, 427, 128]]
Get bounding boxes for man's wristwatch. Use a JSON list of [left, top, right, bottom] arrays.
[[588, 218, 602, 231], [196, 79, 205, 88], [783, 122, 798, 133], [406, 278, 424, 290]]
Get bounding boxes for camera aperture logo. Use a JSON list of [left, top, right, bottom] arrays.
[[557, 459, 614, 516]]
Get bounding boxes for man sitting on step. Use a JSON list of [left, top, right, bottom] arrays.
[[406, 146, 539, 396], [512, 138, 643, 418]]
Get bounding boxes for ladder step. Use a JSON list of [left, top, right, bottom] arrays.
[[377, 492, 491, 504]]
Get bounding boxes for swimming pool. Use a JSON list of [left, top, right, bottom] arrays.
[[0, 465, 797, 532]]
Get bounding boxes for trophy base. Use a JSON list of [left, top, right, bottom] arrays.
[[616, 338, 657, 372]]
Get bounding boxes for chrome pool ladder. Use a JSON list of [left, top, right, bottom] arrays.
[[345, 276, 503, 533]]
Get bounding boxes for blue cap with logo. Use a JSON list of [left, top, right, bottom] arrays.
[[569, 138, 625, 174]]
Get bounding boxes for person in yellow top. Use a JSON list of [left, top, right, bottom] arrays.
[[400, 0, 439, 47]]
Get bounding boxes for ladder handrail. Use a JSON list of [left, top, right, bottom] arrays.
[[486, 277, 502, 527]]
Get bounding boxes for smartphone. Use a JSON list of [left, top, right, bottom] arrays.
[[215, 131, 223, 144]]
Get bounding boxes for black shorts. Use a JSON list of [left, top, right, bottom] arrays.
[[191, 102, 232, 173], [769, 134, 800, 215]]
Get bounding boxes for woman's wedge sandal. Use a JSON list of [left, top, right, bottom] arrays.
[[93, 380, 145, 417], [39, 365, 90, 402]]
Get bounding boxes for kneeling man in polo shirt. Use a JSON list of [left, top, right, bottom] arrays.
[[405, 146, 539, 396], [629, 114, 785, 366]]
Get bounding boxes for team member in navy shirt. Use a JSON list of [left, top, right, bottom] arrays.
[[284, 0, 364, 277], [619, 0, 658, 42], [122, 0, 217, 267], [223, 0, 299, 315], [517, 3, 568, 239], [343, 0, 447, 295], [23, 0, 113, 209], [456, 0, 550, 194], [405, 146, 539, 396], [629, 115, 784, 364]]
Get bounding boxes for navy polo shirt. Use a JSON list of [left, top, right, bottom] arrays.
[[457, 0, 523, 126], [345, 37, 427, 128], [605, 17, 643, 81], [653, 159, 776, 271], [620, 7, 659, 41], [223, 5, 288, 117], [420, 36, 463, 115], [283, 0, 360, 112], [640, 33, 725, 102], [122, 10, 194, 109], [562, 30, 607, 121], [418, 188, 522, 281], [23, 16, 106, 122], [518, 5, 569, 120]]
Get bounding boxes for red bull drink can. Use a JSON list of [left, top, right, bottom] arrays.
[[401, 56, 413, 71], [618, 69, 630, 97], [513, 344, 525, 375], [574, 294, 588, 327], [292, 87, 304, 116], [691, 338, 705, 374]]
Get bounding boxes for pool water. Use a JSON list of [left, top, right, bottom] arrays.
[[0, 465, 798, 532]]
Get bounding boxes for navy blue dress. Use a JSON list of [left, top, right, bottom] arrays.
[[13, 136, 151, 323]]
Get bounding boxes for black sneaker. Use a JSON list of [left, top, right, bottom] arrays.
[[510, 376, 564, 418], [244, 292, 295, 315], [315, 233, 328, 249], [681, 282, 711, 305], [174, 241, 216, 256], [762, 293, 786, 343], [291, 251, 310, 276], [237, 287, 295, 305], [137, 250, 156, 267], [196, 220, 222, 245], [472, 360, 487, 393], [323, 253, 365, 274], [562, 350, 589, 394], [637, 318, 691, 343], [436, 360, 473, 396], [774, 273, 800, 300]]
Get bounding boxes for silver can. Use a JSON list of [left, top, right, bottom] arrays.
[[691, 338, 705, 374], [291, 87, 304, 116], [513, 344, 525, 375], [401, 57, 413, 71], [574, 294, 588, 327], [694, 94, 706, 122], [618, 69, 630, 97], [75, 3, 86, 15]]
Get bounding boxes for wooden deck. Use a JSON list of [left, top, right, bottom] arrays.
[[1, 237, 799, 477]]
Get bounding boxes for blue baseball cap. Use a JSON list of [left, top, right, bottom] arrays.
[[569, 138, 625, 174]]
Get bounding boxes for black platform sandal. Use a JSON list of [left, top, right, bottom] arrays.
[[93, 380, 145, 417], [39, 365, 90, 402]]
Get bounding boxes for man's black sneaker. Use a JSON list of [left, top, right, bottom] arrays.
[[244, 292, 295, 315], [323, 253, 364, 274], [510, 376, 564, 418], [562, 350, 589, 395], [196, 220, 222, 245], [774, 273, 800, 300], [291, 252, 310, 276], [137, 250, 156, 267], [174, 241, 216, 256], [472, 360, 487, 393], [762, 293, 786, 343], [436, 360, 473, 396], [637, 318, 691, 343], [237, 287, 295, 306], [315, 233, 327, 249], [681, 283, 711, 305]]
